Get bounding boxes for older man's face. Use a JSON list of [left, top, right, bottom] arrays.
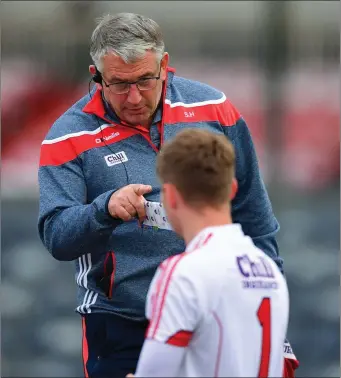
[[99, 52, 168, 128]]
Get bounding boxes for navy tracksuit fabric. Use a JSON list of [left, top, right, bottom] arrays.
[[82, 314, 148, 378]]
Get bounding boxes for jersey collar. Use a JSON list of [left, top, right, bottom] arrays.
[[186, 224, 244, 253]]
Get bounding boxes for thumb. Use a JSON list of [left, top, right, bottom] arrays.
[[131, 184, 152, 196]]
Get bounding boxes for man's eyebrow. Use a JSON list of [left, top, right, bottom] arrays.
[[108, 71, 157, 83], [138, 71, 157, 79]]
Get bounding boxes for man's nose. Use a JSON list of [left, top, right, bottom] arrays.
[[126, 84, 142, 104]]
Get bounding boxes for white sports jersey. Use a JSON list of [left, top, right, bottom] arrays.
[[145, 224, 289, 377]]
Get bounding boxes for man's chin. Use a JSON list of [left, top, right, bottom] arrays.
[[124, 112, 150, 127]]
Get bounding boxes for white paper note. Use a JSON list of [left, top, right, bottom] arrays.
[[143, 201, 172, 230]]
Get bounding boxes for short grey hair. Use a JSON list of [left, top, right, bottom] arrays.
[[90, 13, 165, 71]]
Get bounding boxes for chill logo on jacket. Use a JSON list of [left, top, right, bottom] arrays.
[[104, 151, 128, 167]]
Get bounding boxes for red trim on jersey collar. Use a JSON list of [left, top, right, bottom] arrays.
[[82, 66, 176, 120]]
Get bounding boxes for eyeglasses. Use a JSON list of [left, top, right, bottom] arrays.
[[102, 66, 162, 95]]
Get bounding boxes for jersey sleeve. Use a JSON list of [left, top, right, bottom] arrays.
[[145, 254, 200, 347]]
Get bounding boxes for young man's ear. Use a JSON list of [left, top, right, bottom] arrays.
[[163, 183, 178, 210], [230, 178, 238, 200]]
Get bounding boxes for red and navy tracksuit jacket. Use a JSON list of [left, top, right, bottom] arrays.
[[38, 67, 298, 376]]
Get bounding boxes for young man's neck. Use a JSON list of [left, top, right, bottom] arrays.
[[182, 206, 233, 246]]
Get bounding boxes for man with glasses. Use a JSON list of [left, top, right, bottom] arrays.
[[38, 12, 298, 378]]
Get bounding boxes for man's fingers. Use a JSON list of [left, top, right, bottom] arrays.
[[122, 201, 137, 218], [135, 201, 146, 222], [116, 207, 134, 222], [108, 184, 151, 221], [127, 195, 146, 222], [131, 184, 152, 196]]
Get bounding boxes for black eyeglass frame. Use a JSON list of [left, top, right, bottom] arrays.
[[101, 65, 162, 94]]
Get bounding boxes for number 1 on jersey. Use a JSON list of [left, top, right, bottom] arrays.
[[257, 297, 271, 377]]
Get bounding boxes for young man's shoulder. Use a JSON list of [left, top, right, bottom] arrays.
[[160, 246, 214, 285], [158, 250, 200, 280]]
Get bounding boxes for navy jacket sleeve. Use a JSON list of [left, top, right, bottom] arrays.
[[38, 125, 122, 262], [223, 116, 284, 273]]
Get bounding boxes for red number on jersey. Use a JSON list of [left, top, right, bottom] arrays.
[[257, 297, 271, 377]]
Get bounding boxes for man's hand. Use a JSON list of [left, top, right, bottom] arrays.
[[126, 374, 134, 378], [108, 184, 152, 222]]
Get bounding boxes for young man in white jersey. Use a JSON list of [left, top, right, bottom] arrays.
[[129, 129, 293, 377]]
